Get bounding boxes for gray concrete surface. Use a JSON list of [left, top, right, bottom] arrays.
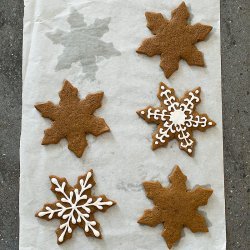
[[0, 0, 249, 249], [221, 1, 250, 249]]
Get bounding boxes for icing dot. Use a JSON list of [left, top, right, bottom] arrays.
[[155, 141, 159, 145], [195, 89, 199, 94], [94, 230, 100, 237], [161, 86, 165, 90], [51, 178, 58, 185], [58, 235, 64, 242], [208, 122, 212, 125], [141, 111, 145, 115], [86, 171, 92, 179], [188, 149, 192, 153]]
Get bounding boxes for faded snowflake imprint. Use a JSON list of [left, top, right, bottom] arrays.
[[47, 9, 121, 80]]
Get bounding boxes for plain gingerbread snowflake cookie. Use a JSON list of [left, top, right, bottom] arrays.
[[137, 2, 212, 78], [35, 80, 110, 157], [138, 166, 213, 249], [137, 82, 216, 156], [36, 169, 115, 244]]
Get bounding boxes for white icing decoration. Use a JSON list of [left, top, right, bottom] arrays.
[[160, 87, 179, 111], [38, 171, 113, 242], [169, 110, 186, 126], [147, 108, 169, 121], [180, 91, 200, 114], [142, 85, 213, 153]]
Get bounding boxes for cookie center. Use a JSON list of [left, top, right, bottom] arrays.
[[169, 109, 186, 125], [72, 203, 77, 210]]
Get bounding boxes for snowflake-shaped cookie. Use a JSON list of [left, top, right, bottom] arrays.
[[35, 80, 110, 157], [138, 166, 213, 249], [137, 2, 212, 78], [137, 82, 216, 156], [36, 170, 115, 244]]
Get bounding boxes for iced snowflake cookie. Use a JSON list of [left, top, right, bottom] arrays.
[[137, 82, 216, 156], [36, 169, 115, 244], [35, 80, 110, 157], [138, 166, 213, 249], [137, 2, 212, 78]]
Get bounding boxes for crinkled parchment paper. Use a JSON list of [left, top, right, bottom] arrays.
[[20, 0, 226, 249]]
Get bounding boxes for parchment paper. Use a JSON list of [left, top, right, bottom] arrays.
[[20, 0, 226, 249]]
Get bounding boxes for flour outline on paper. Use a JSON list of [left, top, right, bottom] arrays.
[[46, 9, 121, 81]]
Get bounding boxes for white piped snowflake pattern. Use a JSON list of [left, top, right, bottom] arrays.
[[36, 170, 115, 244], [137, 82, 216, 156]]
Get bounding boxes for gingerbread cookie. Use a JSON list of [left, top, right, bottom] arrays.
[[137, 82, 216, 156], [137, 2, 212, 78], [35, 80, 110, 157], [138, 166, 213, 249], [36, 169, 115, 244]]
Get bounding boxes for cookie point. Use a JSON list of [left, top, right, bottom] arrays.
[[74, 151, 83, 158], [180, 1, 188, 8], [172, 165, 181, 174], [87, 170, 93, 178], [107, 201, 113, 206], [94, 230, 101, 237], [97, 91, 104, 97], [58, 235, 64, 243], [63, 79, 72, 87], [136, 46, 144, 54], [111, 200, 117, 206], [205, 188, 214, 196], [37, 212, 43, 217], [51, 177, 57, 184], [159, 81, 166, 87], [207, 25, 213, 32], [63, 79, 70, 84], [34, 104, 39, 110], [152, 144, 157, 150], [137, 110, 144, 116]]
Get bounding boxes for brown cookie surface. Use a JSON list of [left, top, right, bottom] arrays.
[[137, 2, 212, 78], [36, 169, 116, 244], [137, 82, 216, 156], [35, 80, 110, 157], [138, 166, 213, 249]]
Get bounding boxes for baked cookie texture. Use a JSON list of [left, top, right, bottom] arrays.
[[137, 82, 216, 156], [138, 166, 213, 249], [36, 169, 115, 244], [137, 2, 212, 78], [35, 80, 110, 157]]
